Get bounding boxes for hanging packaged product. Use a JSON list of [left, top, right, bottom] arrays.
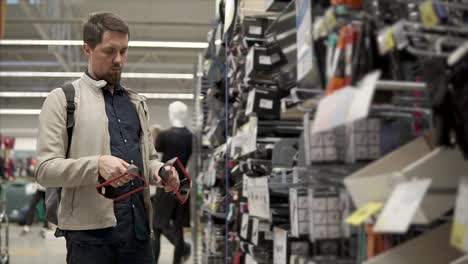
[[296, 0, 325, 89]]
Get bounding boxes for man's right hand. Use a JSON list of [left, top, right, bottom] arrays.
[[98, 155, 132, 188]]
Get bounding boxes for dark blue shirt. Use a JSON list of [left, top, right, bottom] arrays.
[[65, 84, 150, 243]]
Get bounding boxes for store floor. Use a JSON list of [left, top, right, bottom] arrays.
[[8, 224, 199, 263]]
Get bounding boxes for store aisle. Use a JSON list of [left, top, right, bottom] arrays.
[[8, 224, 196, 263]]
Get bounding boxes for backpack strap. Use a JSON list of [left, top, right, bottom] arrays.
[[61, 82, 75, 158]]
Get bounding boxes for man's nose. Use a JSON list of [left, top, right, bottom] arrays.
[[114, 52, 122, 65]]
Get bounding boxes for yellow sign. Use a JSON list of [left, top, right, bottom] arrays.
[[451, 221, 467, 251], [346, 202, 383, 226], [419, 0, 439, 29]]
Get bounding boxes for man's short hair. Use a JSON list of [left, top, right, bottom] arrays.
[[83, 12, 129, 49]]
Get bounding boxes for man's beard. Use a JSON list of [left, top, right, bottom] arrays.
[[103, 70, 121, 85]]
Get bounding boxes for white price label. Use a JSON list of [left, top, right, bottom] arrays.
[[259, 55, 272, 65], [247, 176, 271, 220], [374, 179, 432, 233], [312, 71, 381, 134], [241, 213, 250, 239], [249, 25, 262, 35], [252, 217, 260, 245], [259, 99, 273, 109], [274, 227, 288, 264]]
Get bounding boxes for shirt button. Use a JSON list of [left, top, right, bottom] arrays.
[[118, 119, 121, 123], [132, 182, 134, 186], [130, 160, 134, 163], [132, 204, 135, 208], [124, 139, 127, 143]]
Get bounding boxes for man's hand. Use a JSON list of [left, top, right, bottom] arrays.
[[98, 155, 133, 188], [153, 166, 180, 192]]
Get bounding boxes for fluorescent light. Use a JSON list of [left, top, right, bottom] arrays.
[[122, 72, 193, 79], [0, 72, 82, 78], [0, 91, 196, 100], [0, 109, 41, 115], [0, 71, 194, 79], [140, 93, 194, 99], [129, 41, 208, 49], [0, 39, 208, 49], [0, 92, 49, 97]]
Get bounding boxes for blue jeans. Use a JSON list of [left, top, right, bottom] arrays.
[[65, 233, 153, 264]]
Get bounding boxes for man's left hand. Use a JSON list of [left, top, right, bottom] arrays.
[[153, 166, 180, 192]]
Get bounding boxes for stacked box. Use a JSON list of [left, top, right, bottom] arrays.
[[309, 118, 381, 163], [290, 188, 310, 238], [336, 119, 381, 161], [309, 130, 338, 162]]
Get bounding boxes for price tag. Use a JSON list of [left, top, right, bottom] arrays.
[[312, 71, 381, 134], [290, 188, 300, 237], [259, 99, 273, 109], [247, 176, 271, 220], [252, 217, 260, 245], [345, 202, 383, 226], [451, 177, 468, 252], [241, 213, 250, 239], [249, 26, 262, 35], [274, 227, 288, 264], [374, 179, 431, 233], [419, 0, 439, 28], [259, 55, 272, 65], [242, 174, 249, 198]]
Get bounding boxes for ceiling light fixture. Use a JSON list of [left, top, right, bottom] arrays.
[[0, 109, 41, 115], [0, 39, 208, 49], [0, 71, 194, 79]]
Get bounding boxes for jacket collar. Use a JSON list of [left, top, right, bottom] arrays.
[[81, 71, 107, 90], [81, 71, 145, 103]]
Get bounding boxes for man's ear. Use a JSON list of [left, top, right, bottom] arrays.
[[83, 43, 92, 56]]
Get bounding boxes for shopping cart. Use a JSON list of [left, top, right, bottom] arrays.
[[0, 183, 9, 264]]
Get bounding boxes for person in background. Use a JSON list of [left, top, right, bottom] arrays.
[[152, 101, 193, 264], [20, 182, 48, 236], [35, 12, 180, 264]]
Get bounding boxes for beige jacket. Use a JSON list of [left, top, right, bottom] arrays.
[[35, 73, 164, 232]]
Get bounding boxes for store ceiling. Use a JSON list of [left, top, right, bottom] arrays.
[[0, 0, 215, 94], [0, 0, 216, 138]]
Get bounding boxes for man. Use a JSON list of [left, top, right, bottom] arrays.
[[35, 12, 179, 264]]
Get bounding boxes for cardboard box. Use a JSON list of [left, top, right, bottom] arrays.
[[345, 135, 468, 224], [365, 223, 461, 264]]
